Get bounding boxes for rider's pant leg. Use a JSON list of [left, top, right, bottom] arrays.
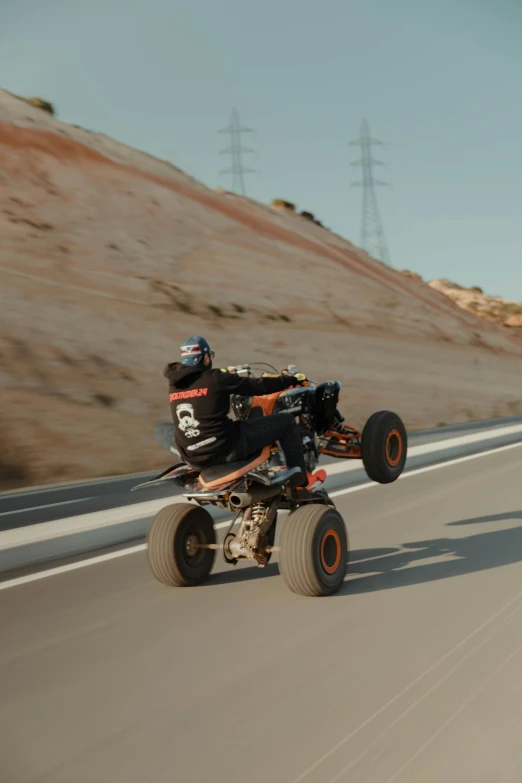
[[315, 381, 342, 434], [231, 414, 307, 474]]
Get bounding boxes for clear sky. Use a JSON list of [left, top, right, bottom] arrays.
[[3, 0, 522, 298]]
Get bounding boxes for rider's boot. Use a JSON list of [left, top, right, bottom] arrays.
[[297, 469, 327, 490], [328, 414, 359, 438], [288, 469, 307, 489], [288, 468, 327, 491]]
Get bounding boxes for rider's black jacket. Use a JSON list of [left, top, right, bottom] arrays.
[[164, 363, 297, 467]]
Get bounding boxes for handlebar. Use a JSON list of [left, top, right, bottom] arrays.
[[223, 363, 304, 379]]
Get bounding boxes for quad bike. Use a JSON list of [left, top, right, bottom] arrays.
[[133, 364, 407, 597]]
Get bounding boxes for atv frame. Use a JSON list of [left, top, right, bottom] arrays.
[[134, 364, 407, 597]]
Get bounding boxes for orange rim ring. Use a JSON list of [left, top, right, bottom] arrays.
[[385, 429, 403, 467], [320, 529, 342, 574]]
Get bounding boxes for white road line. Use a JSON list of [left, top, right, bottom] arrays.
[[0, 472, 153, 499], [383, 640, 522, 783], [0, 497, 93, 517], [0, 498, 187, 549], [1, 439, 521, 591], [4, 425, 522, 551], [0, 518, 235, 591], [0, 420, 516, 500], [291, 587, 522, 783], [0, 545, 148, 589], [325, 422, 522, 476], [329, 440, 522, 499], [323, 597, 522, 783]]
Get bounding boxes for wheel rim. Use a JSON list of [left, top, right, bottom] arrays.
[[181, 526, 206, 568], [385, 429, 403, 467], [320, 529, 342, 574]]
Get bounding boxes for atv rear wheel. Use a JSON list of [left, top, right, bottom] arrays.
[[361, 411, 407, 484], [147, 503, 216, 587], [279, 505, 348, 596]]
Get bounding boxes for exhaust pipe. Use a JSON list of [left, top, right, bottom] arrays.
[[229, 492, 252, 509], [229, 483, 281, 509]]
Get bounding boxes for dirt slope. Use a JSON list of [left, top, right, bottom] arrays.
[[1, 89, 521, 487]]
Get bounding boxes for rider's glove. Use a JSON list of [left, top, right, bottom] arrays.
[[281, 370, 306, 384], [281, 366, 306, 383], [282, 375, 303, 388]]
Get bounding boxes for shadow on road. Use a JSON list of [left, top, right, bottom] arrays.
[[206, 562, 280, 586], [350, 547, 400, 562], [202, 513, 522, 594], [344, 511, 522, 595], [447, 511, 522, 526], [206, 548, 402, 587]]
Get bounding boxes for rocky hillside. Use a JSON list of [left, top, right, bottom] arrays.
[[1, 88, 522, 488], [429, 279, 522, 328]]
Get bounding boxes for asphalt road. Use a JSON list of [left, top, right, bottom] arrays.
[[2, 442, 522, 782], [2, 416, 522, 532]]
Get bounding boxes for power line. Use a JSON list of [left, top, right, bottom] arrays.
[[219, 108, 256, 195], [350, 119, 391, 265]]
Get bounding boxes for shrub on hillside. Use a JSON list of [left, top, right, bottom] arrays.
[[271, 199, 296, 212], [25, 97, 55, 116], [400, 269, 423, 281]]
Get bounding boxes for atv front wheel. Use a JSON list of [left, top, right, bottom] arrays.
[[279, 505, 348, 596], [361, 411, 407, 484], [147, 503, 216, 586]]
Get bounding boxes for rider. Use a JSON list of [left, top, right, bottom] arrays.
[[160, 336, 326, 489]]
